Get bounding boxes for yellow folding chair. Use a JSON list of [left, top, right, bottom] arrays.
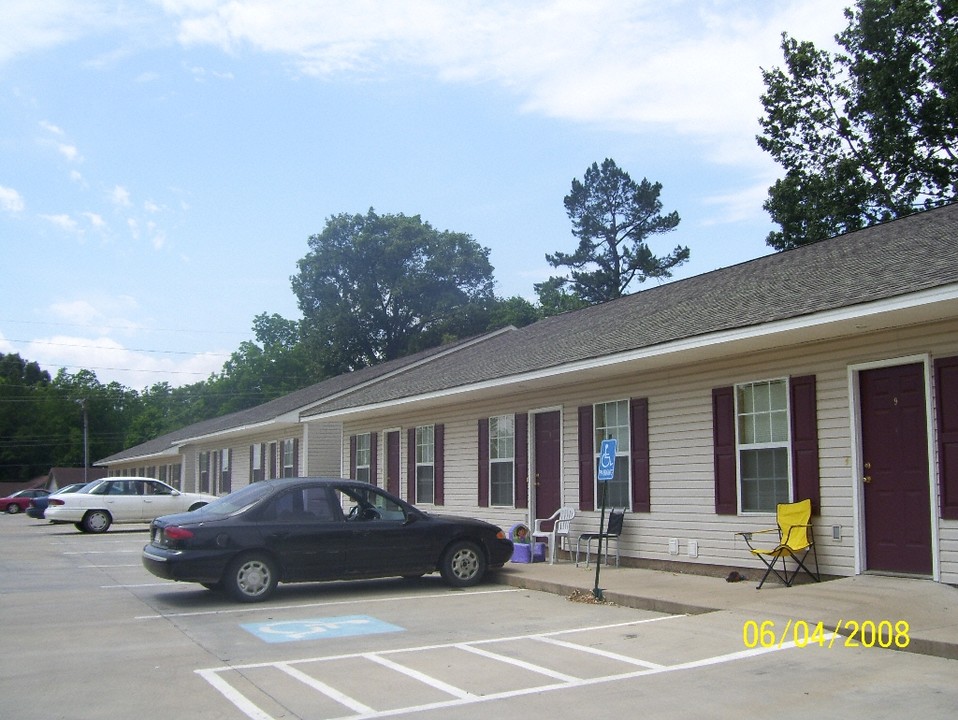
[[736, 499, 820, 589]]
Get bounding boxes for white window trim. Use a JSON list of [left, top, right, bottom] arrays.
[[593, 399, 632, 507], [415, 424, 435, 505], [735, 377, 793, 514], [489, 414, 515, 507]]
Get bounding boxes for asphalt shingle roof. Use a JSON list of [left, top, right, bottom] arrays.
[[308, 202, 958, 414], [97, 335, 488, 463], [101, 202, 958, 459]]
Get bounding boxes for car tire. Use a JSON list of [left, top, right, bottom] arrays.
[[439, 540, 487, 588], [225, 553, 278, 603], [81, 510, 112, 534], [6, 504, 20, 514]]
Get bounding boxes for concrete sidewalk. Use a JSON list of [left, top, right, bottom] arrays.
[[495, 558, 958, 661]]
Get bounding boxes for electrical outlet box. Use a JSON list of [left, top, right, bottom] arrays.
[[832, 525, 842, 542], [668, 538, 679, 555], [688, 540, 699, 558]]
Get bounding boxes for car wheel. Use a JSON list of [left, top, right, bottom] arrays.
[[74, 522, 87, 532], [81, 510, 112, 534], [6, 504, 20, 514], [439, 541, 486, 588], [225, 553, 278, 603]]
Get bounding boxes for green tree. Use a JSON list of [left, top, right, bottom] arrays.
[[539, 158, 686, 306], [292, 209, 497, 372], [758, 0, 957, 250]]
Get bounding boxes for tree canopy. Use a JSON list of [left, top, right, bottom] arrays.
[[538, 159, 686, 309], [758, 0, 957, 250], [291, 209, 498, 373]]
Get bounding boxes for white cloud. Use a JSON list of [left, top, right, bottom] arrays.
[[0, 0, 130, 65], [40, 120, 64, 135], [0, 185, 25, 213], [162, 0, 847, 169], [111, 184, 132, 207], [41, 213, 79, 232], [57, 142, 81, 162], [82, 211, 107, 229]]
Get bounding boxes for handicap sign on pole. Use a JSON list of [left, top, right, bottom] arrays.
[[597, 438, 617, 482], [594, 438, 616, 599]]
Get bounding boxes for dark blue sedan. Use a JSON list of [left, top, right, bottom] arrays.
[[26, 483, 92, 519], [142, 477, 513, 602]]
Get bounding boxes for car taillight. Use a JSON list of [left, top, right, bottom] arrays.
[[163, 526, 194, 541], [49, 499, 65, 506]]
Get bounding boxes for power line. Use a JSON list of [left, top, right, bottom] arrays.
[[4, 338, 232, 357], [0, 318, 256, 337]]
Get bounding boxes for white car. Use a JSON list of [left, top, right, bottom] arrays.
[[45, 477, 217, 533]]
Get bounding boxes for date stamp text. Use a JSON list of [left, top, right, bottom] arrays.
[[742, 619, 910, 649]]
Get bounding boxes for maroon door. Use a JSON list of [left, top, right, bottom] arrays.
[[386, 431, 400, 497], [860, 364, 932, 575], [534, 411, 562, 522]]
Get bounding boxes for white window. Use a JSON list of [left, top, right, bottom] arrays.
[[737, 379, 791, 513], [416, 425, 435, 504], [281, 439, 295, 478], [489, 415, 515, 506], [355, 433, 371, 484], [594, 399, 631, 507], [251, 443, 264, 482]]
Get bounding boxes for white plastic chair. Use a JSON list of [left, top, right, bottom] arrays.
[[532, 507, 575, 564]]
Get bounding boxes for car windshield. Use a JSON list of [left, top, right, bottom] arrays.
[[191, 482, 274, 517]]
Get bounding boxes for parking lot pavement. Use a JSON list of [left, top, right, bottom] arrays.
[[3, 516, 957, 720]]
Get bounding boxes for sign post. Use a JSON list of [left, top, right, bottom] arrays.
[[593, 438, 617, 600]]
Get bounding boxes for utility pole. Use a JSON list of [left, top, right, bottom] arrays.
[[78, 399, 89, 483]]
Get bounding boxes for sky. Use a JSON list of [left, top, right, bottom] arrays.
[[0, 0, 851, 390]]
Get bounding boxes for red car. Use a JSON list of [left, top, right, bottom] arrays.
[[1, 489, 51, 514]]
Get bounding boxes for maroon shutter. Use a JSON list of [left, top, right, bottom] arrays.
[[630, 397, 651, 512], [713, 386, 737, 515], [935, 357, 958, 520], [292, 439, 299, 477], [478, 418, 489, 507], [434, 424, 445, 506], [790, 375, 820, 513], [269, 442, 277, 480], [370, 432, 378, 487], [349, 435, 357, 479], [515, 413, 528, 509], [249, 445, 255, 484], [407, 428, 416, 502], [578, 405, 594, 511]]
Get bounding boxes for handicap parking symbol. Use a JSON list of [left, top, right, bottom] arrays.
[[242, 615, 405, 643]]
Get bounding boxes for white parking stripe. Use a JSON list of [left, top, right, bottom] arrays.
[[196, 616, 781, 720], [195, 669, 274, 720], [534, 636, 665, 670], [456, 643, 579, 682], [276, 663, 375, 715], [362, 653, 476, 700]]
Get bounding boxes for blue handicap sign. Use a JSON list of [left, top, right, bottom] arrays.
[[242, 615, 405, 643], [597, 438, 617, 482]]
